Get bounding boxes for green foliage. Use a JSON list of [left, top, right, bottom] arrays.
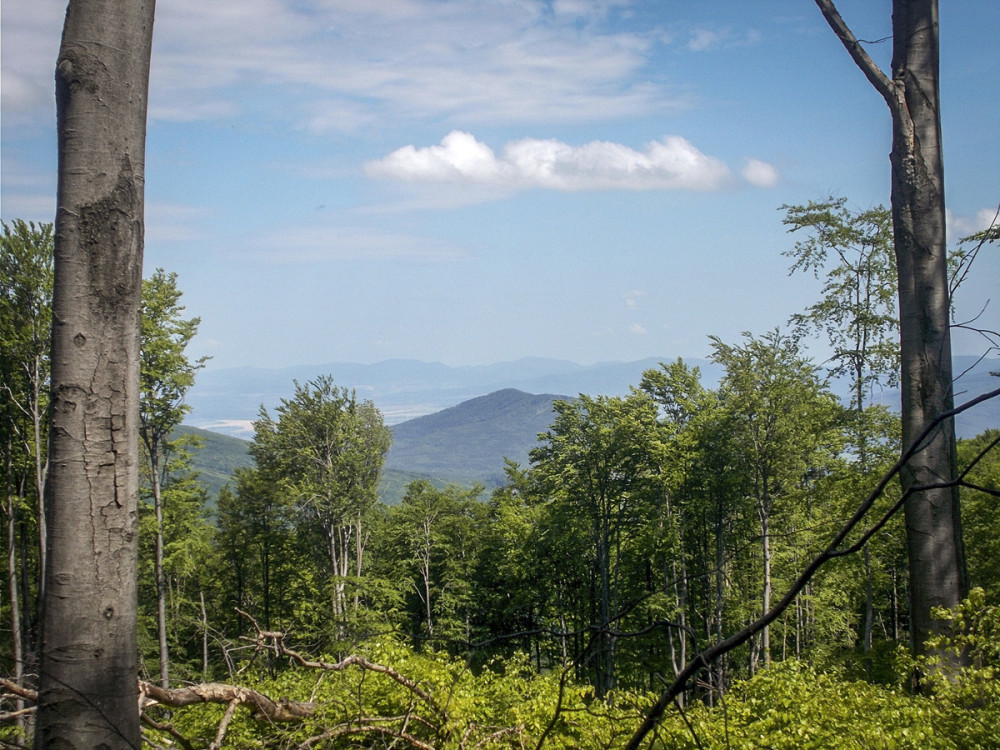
[[782, 197, 898, 404], [373, 480, 486, 644], [144, 638, 654, 749], [920, 587, 1000, 743], [173, 424, 253, 501], [958, 430, 1000, 592], [140, 636, 1000, 749], [140, 268, 208, 452]]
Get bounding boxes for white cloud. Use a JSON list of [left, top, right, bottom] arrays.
[[687, 26, 762, 52], [629, 323, 648, 335], [741, 158, 780, 187], [688, 29, 726, 52], [0, 0, 64, 118], [947, 206, 1000, 239], [146, 0, 678, 130], [367, 131, 736, 191], [552, 0, 632, 21]]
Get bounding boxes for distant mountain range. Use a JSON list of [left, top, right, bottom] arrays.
[[180, 356, 998, 505], [180, 388, 569, 505], [183, 356, 697, 435], [185, 354, 997, 439]]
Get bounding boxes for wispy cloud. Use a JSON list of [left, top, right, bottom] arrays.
[[249, 225, 468, 264], [624, 290, 647, 308], [3, 0, 688, 132], [687, 26, 762, 52], [146, 202, 216, 244], [367, 131, 778, 192]]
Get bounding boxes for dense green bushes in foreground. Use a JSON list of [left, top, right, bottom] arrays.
[[133, 591, 1000, 749]]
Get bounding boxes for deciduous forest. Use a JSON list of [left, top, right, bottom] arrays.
[[3, 0, 1000, 748]]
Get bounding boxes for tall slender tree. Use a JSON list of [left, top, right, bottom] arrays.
[[1, 220, 53, 733], [710, 330, 843, 670], [530, 393, 663, 697], [782, 197, 900, 651], [815, 0, 967, 666], [1, 221, 53, 669], [251, 377, 391, 630], [36, 0, 155, 745], [139, 269, 207, 688]]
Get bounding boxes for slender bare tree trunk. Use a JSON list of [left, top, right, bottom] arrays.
[[151, 452, 170, 688], [36, 1, 155, 746], [200, 588, 209, 679], [4, 462, 25, 733], [758, 503, 772, 667], [815, 0, 966, 668], [31, 361, 48, 613]]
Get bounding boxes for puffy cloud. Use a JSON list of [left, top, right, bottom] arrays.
[[629, 323, 648, 335], [367, 131, 736, 191], [741, 158, 780, 187]]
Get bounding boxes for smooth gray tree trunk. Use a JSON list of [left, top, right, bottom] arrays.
[[815, 0, 967, 665], [36, 0, 155, 747]]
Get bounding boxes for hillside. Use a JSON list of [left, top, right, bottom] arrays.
[[174, 425, 253, 500], [386, 388, 569, 489], [183, 356, 673, 435], [177, 355, 998, 506], [174, 387, 566, 506]]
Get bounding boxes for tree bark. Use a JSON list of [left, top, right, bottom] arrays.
[[36, 0, 155, 746], [814, 0, 966, 664]]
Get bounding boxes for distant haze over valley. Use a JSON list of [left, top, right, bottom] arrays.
[[184, 355, 998, 442], [184, 356, 710, 435]]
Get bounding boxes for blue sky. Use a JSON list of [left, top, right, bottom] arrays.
[[3, 0, 998, 371]]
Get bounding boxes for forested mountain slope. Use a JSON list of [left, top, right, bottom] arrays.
[[180, 389, 572, 503], [385, 388, 569, 488]]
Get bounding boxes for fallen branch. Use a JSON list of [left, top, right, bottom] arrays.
[[237, 608, 449, 726], [140, 680, 316, 723]]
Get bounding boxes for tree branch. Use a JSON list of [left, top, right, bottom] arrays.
[[140, 681, 316, 723], [623, 386, 1000, 750], [813, 0, 895, 104]]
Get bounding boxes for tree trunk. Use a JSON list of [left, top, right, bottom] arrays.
[[31, 360, 48, 615], [200, 588, 209, 679], [887, 0, 967, 664], [152, 456, 170, 688], [759, 504, 772, 668], [815, 0, 966, 668], [36, 0, 155, 746], [5, 463, 25, 733]]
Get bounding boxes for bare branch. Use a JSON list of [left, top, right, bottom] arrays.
[[209, 700, 240, 750], [813, 0, 895, 104], [0, 678, 35, 702], [139, 712, 197, 750], [140, 681, 316, 723]]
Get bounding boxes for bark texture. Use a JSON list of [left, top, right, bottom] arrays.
[[887, 0, 967, 660], [36, 1, 155, 747], [814, 0, 966, 664]]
